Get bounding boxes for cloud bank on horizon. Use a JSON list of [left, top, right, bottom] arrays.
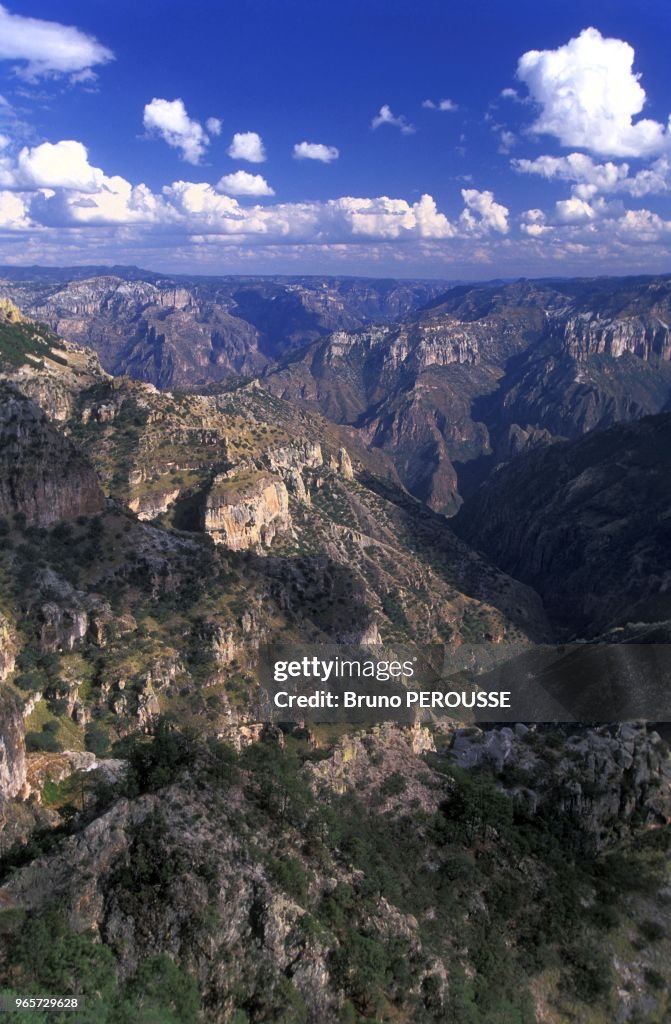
[[0, 3, 669, 277]]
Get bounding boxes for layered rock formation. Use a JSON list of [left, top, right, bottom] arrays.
[[6, 269, 671, 514]]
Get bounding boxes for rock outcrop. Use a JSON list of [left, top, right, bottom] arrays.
[[128, 487, 182, 521], [202, 471, 290, 551], [451, 722, 671, 844], [0, 688, 27, 800], [559, 311, 671, 362], [0, 614, 17, 682], [0, 298, 23, 324], [36, 573, 116, 652]]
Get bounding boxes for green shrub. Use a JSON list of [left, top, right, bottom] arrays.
[[643, 968, 665, 991], [15, 671, 45, 692], [561, 939, 612, 1003], [85, 724, 111, 757], [123, 719, 198, 795], [124, 954, 200, 1023], [268, 856, 309, 902], [378, 771, 407, 798], [25, 727, 63, 753], [638, 918, 666, 943]]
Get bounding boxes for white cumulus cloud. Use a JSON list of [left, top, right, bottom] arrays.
[[206, 117, 222, 136], [514, 152, 671, 199], [371, 105, 415, 135], [293, 141, 339, 162], [520, 208, 552, 237], [0, 190, 29, 229], [143, 98, 210, 165], [517, 27, 671, 158], [333, 194, 456, 240], [0, 4, 113, 81], [460, 189, 509, 234], [32, 178, 160, 228], [0, 139, 123, 194], [1, 144, 510, 246], [615, 208, 671, 241], [227, 131, 266, 163], [216, 170, 274, 196], [16, 140, 105, 191], [555, 197, 599, 224]]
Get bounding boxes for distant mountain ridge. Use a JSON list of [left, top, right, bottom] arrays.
[[3, 268, 671, 514], [0, 269, 446, 388]]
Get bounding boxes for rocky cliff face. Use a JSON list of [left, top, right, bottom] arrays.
[[0, 688, 26, 800], [203, 472, 291, 551], [8, 270, 671, 515], [0, 614, 23, 802], [0, 312, 547, 658], [558, 312, 671, 362], [0, 297, 106, 420], [0, 384, 104, 527], [0, 614, 17, 683]]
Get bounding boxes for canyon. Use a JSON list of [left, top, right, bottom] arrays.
[[0, 278, 669, 1023]]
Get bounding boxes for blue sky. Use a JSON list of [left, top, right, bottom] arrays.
[[0, 0, 670, 277]]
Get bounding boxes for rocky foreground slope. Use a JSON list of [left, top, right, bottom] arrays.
[[0, 306, 669, 1023]]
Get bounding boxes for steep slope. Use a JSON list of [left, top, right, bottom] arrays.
[[8, 270, 671, 516], [0, 303, 545, 866], [453, 413, 671, 636], [0, 270, 445, 388]]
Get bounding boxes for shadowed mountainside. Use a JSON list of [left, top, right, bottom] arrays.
[[453, 412, 671, 636]]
